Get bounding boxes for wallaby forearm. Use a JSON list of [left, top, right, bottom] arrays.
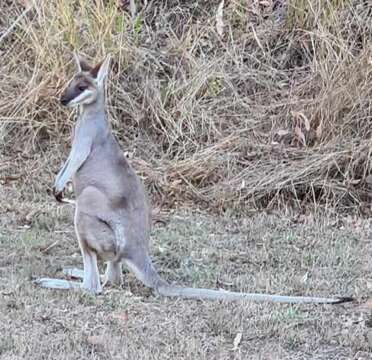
[[54, 136, 92, 193], [55, 153, 71, 183]]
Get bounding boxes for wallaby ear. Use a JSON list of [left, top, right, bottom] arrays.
[[73, 52, 92, 72], [90, 54, 111, 85]]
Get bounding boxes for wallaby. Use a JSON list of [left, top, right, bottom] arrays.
[[35, 53, 352, 304]]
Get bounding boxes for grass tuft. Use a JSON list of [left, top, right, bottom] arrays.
[[1, 0, 371, 213]]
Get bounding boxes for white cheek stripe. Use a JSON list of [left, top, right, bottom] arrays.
[[67, 89, 94, 107]]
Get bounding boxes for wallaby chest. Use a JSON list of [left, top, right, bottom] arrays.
[[72, 120, 142, 210]]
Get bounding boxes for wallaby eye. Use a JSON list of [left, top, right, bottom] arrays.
[[78, 85, 87, 92]]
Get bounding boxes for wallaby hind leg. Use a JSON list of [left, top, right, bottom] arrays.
[[80, 247, 102, 294], [75, 211, 116, 294], [103, 261, 122, 287], [34, 247, 102, 293]]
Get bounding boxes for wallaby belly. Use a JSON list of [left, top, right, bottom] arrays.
[[73, 135, 142, 207], [72, 134, 151, 251]]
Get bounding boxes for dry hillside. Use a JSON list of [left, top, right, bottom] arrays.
[[1, 0, 371, 212]]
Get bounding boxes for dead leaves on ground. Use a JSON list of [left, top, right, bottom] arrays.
[[111, 310, 129, 325], [86, 311, 129, 350], [272, 110, 322, 148]]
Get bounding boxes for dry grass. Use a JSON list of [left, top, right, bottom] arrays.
[[0, 0, 371, 212], [0, 184, 371, 359], [1, 2, 372, 359]]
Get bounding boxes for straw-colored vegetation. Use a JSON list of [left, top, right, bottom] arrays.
[[1, 0, 371, 212], [1, 1, 372, 359]]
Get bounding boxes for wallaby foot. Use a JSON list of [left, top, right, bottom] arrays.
[[81, 251, 103, 294], [63, 267, 103, 293], [34, 276, 101, 294], [34, 267, 104, 294], [81, 273, 102, 294], [34, 269, 83, 291], [81, 282, 102, 294], [102, 261, 122, 287], [33, 278, 81, 290]]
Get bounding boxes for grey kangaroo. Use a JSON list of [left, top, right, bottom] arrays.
[[35, 53, 351, 304]]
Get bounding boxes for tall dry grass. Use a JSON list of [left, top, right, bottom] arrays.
[[0, 0, 371, 213]]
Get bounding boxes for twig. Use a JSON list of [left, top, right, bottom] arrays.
[[40, 240, 60, 254], [0, 6, 32, 45]]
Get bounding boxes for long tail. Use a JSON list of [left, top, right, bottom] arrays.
[[156, 285, 352, 304], [125, 255, 353, 304]]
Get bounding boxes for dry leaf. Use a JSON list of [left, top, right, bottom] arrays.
[[233, 332, 242, 350], [0, 174, 21, 185], [294, 126, 306, 146], [316, 122, 323, 140], [354, 298, 372, 313], [365, 298, 372, 310], [302, 115, 310, 132], [112, 311, 129, 324], [276, 129, 290, 137], [292, 111, 310, 131], [216, 0, 225, 37]]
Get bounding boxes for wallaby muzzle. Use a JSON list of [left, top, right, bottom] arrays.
[[60, 87, 80, 106], [60, 95, 70, 106]]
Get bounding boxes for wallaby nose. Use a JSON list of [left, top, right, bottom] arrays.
[[60, 96, 69, 106]]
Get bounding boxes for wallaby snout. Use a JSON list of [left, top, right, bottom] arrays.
[[60, 86, 79, 107], [60, 94, 70, 106], [59, 78, 97, 108]]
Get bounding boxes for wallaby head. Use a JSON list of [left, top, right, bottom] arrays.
[[60, 53, 111, 107]]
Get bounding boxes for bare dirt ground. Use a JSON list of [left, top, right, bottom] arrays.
[[1, 186, 371, 359]]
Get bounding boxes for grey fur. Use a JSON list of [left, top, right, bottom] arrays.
[[38, 54, 352, 304]]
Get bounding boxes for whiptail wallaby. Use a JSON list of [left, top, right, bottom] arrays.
[[35, 53, 352, 304]]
